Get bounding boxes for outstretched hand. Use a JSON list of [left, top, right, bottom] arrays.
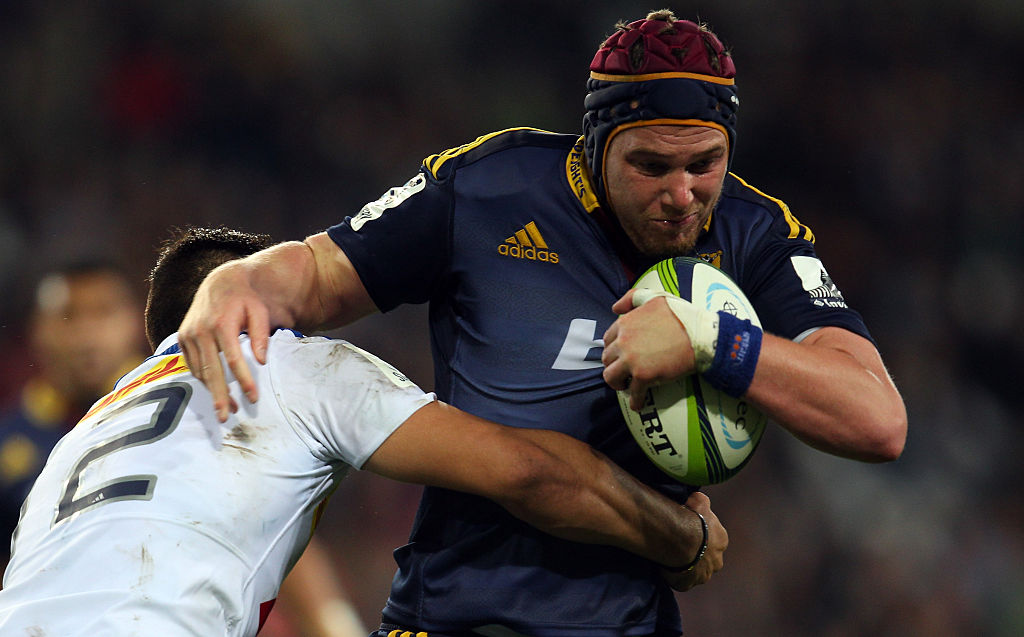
[[177, 234, 380, 423], [601, 289, 696, 411], [178, 260, 272, 422]]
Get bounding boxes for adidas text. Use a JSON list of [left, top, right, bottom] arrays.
[[497, 244, 559, 263]]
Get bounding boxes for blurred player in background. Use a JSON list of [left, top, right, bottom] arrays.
[[0, 226, 721, 636], [179, 10, 907, 636], [0, 255, 362, 637], [0, 260, 146, 571]]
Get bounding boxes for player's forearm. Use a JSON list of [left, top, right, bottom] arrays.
[[301, 232, 378, 330], [366, 405, 705, 568], [747, 330, 906, 462], [228, 234, 373, 332], [238, 240, 326, 329], [497, 430, 703, 569]]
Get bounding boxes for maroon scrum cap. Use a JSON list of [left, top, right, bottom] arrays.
[[582, 11, 739, 209]]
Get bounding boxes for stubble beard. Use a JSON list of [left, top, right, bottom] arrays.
[[627, 200, 717, 261]]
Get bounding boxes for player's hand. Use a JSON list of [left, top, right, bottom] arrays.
[[178, 260, 271, 422], [661, 491, 727, 592], [602, 289, 696, 411]]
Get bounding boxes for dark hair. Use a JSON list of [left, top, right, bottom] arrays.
[[145, 226, 273, 350]]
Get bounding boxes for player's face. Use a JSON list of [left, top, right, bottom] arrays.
[[604, 125, 728, 259], [31, 272, 144, 403]]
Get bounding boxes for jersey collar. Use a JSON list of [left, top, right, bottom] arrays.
[[565, 137, 600, 214]]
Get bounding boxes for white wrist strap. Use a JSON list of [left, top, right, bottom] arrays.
[[632, 289, 719, 372]]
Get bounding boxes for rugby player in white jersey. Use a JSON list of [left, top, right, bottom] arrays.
[[0, 227, 723, 637]]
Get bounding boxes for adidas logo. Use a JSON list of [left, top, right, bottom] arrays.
[[497, 221, 560, 263]]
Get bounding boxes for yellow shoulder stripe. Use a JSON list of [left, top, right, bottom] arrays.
[[731, 174, 814, 242], [423, 127, 551, 177]]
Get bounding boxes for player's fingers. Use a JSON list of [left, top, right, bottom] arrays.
[[178, 325, 206, 379], [602, 320, 620, 347], [178, 335, 198, 379], [215, 322, 258, 406], [179, 331, 211, 382], [628, 380, 649, 412], [193, 336, 233, 423], [602, 360, 629, 392], [632, 288, 669, 307], [611, 290, 637, 314], [601, 328, 620, 365], [601, 337, 636, 393], [245, 302, 271, 366], [685, 490, 710, 510]]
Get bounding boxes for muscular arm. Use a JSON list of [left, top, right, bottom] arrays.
[[747, 326, 906, 461], [178, 232, 369, 420], [364, 401, 727, 591], [603, 292, 906, 462]]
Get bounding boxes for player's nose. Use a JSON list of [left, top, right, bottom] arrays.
[[661, 172, 695, 210]]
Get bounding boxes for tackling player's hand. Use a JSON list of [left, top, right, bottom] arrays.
[[602, 289, 696, 411], [661, 491, 727, 592], [178, 259, 270, 422]]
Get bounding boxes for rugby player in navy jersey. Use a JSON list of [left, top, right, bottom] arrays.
[[179, 10, 906, 636], [0, 227, 718, 636]]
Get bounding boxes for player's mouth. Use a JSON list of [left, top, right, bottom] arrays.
[[652, 210, 701, 231]]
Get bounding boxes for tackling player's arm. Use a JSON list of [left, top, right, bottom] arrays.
[[363, 401, 728, 591], [603, 290, 906, 462], [178, 232, 365, 421]]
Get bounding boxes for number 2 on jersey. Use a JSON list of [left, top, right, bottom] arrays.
[[53, 383, 192, 527]]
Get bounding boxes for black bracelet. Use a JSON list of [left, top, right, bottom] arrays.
[[663, 505, 708, 573]]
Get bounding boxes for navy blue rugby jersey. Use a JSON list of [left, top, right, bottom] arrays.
[[328, 128, 870, 636]]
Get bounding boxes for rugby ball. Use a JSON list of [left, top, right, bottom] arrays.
[[618, 257, 766, 485]]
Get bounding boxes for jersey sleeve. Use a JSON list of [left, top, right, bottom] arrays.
[[326, 171, 453, 312], [266, 332, 436, 468], [742, 214, 873, 343]]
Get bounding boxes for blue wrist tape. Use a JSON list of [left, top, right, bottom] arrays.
[[702, 311, 762, 397]]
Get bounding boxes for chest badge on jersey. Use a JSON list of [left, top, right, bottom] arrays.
[[696, 249, 723, 269], [497, 221, 560, 264]]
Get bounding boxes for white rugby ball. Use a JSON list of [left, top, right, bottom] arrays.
[[618, 257, 767, 485]]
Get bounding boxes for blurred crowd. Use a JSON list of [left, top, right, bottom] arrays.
[[0, 1, 1021, 635]]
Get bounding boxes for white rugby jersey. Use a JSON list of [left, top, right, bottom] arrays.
[[0, 330, 434, 636]]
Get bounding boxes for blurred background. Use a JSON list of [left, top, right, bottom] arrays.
[[0, 0, 1021, 635]]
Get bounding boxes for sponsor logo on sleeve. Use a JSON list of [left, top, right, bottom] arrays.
[[790, 256, 848, 308], [350, 173, 426, 231]]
